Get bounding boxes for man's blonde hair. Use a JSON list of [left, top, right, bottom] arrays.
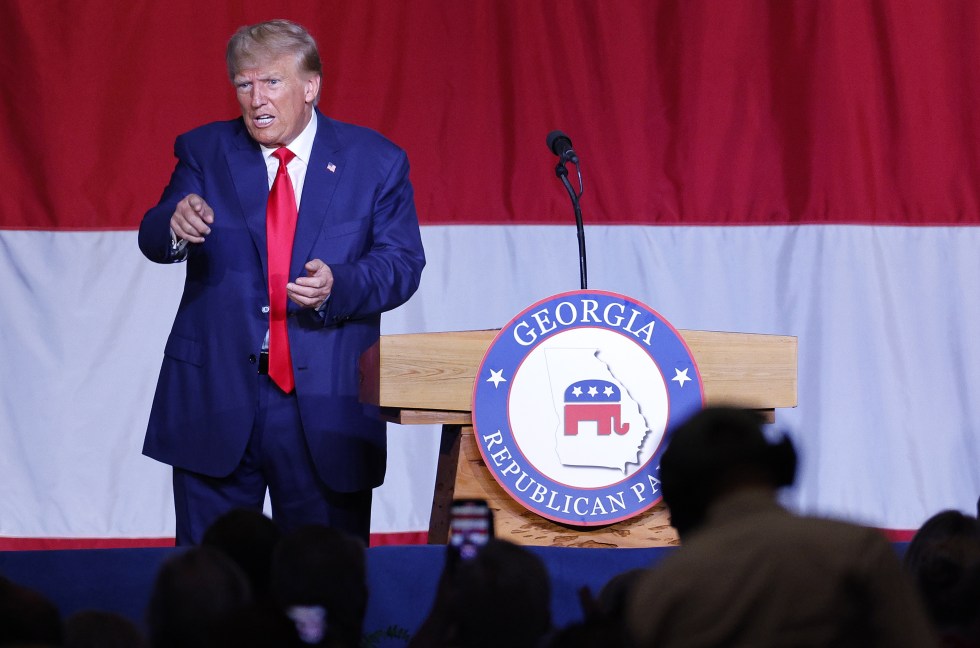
[[226, 19, 322, 100]]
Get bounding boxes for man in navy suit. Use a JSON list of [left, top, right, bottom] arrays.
[[138, 19, 425, 545]]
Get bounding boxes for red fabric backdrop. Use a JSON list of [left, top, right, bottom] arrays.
[[2, 0, 979, 230]]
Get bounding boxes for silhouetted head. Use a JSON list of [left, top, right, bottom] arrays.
[[146, 546, 252, 648], [904, 509, 980, 639], [202, 508, 281, 602], [0, 575, 63, 646], [271, 525, 367, 647], [660, 406, 797, 539]]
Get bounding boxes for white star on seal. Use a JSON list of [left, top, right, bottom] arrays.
[[587, 385, 599, 397], [603, 386, 614, 396], [487, 369, 507, 388], [672, 368, 692, 387], [572, 386, 583, 397]]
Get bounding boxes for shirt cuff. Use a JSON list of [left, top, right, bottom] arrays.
[[169, 228, 189, 262]]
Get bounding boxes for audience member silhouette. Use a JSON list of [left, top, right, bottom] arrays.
[[625, 406, 939, 647], [64, 609, 146, 648], [145, 546, 252, 648], [271, 525, 368, 647], [904, 509, 980, 646], [202, 508, 282, 605], [0, 575, 62, 646], [410, 538, 552, 648]]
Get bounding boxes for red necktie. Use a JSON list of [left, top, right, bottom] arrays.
[[267, 147, 298, 393]]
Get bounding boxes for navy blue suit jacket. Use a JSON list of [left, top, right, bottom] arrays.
[[138, 110, 425, 492]]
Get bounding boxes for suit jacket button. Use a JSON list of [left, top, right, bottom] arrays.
[[261, 306, 270, 314], [248, 354, 257, 364]]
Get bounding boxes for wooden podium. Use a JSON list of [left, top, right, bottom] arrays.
[[360, 329, 796, 548]]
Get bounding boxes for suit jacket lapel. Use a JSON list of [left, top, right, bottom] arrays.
[[225, 122, 270, 279], [292, 111, 343, 281]]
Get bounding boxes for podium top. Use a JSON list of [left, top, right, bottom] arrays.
[[361, 329, 796, 415]]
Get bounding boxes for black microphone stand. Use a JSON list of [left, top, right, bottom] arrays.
[[555, 158, 587, 289]]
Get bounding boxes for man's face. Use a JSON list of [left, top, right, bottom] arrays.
[[234, 54, 320, 148]]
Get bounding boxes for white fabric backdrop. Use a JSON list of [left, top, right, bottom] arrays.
[[1, 224, 978, 541]]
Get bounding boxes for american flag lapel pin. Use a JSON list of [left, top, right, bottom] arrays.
[[326, 163, 337, 173]]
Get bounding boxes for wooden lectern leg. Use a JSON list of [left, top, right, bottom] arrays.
[[427, 423, 463, 543]]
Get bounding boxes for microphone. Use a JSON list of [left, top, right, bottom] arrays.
[[546, 130, 579, 164], [546, 130, 587, 289]]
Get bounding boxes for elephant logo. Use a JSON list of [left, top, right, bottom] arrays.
[[563, 380, 631, 436]]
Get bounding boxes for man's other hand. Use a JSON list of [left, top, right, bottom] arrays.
[[288, 259, 334, 310]]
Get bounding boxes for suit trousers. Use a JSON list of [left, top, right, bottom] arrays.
[[172, 375, 373, 546]]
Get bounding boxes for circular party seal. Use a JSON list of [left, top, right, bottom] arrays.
[[472, 290, 704, 526]]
